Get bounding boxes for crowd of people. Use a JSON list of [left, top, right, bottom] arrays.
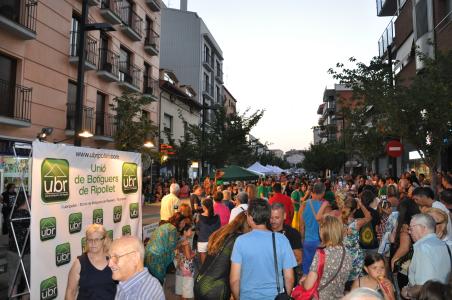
[[3, 170, 452, 299]]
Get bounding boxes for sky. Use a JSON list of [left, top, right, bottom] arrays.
[[162, 0, 392, 152]]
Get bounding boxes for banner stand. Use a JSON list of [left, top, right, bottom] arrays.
[[8, 142, 32, 298]]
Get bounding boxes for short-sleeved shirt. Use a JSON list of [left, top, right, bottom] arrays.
[[269, 193, 294, 226], [214, 202, 231, 226], [408, 233, 452, 285], [291, 190, 301, 211], [115, 269, 164, 300], [432, 201, 452, 241], [278, 224, 302, 250], [310, 246, 352, 300], [160, 193, 180, 221], [231, 230, 297, 300]]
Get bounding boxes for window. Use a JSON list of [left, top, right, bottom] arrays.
[[145, 16, 153, 40], [203, 73, 209, 92], [163, 113, 173, 134], [204, 45, 210, 63], [95, 92, 106, 135], [142, 110, 150, 121], [144, 62, 151, 90], [70, 14, 80, 56], [0, 53, 17, 118], [415, 0, 428, 38], [66, 81, 77, 130], [216, 85, 220, 103], [121, 0, 133, 25], [119, 46, 131, 81]]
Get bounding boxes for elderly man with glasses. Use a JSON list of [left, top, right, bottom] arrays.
[[108, 236, 164, 300], [401, 213, 452, 299]]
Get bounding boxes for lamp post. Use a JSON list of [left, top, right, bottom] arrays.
[[74, 0, 114, 146]]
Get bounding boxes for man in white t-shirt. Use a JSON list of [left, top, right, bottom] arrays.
[[160, 183, 180, 221], [413, 186, 452, 241], [229, 192, 248, 223]]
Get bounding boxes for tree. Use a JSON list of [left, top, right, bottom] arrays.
[[186, 107, 264, 169], [112, 92, 158, 167], [301, 141, 346, 174], [329, 51, 452, 178]]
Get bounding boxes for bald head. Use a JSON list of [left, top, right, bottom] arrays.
[[108, 236, 144, 282]]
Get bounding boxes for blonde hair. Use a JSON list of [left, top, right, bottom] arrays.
[[85, 224, 111, 253], [247, 184, 257, 200], [320, 216, 344, 247]]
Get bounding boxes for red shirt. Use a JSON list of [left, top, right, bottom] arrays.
[[213, 202, 231, 227], [269, 193, 294, 226]]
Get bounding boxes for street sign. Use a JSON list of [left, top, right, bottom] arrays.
[[386, 140, 403, 158]]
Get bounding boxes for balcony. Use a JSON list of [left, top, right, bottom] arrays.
[[144, 29, 159, 56], [0, 79, 32, 127], [376, 0, 397, 17], [378, 18, 395, 58], [94, 112, 116, 141], [203, 51, 213, 72], [215, 69, 223, 83], [87, 0, 101, 6], [118, 62, 142, 93], [145, 0, 161, 12], [0, 0, 38, 39], [119, 7, 142, 41], [100, 0, 122, 25], [69, 32, 98, 70], [97, 48, 120, 82], [65, 103, 94, 135], [143, 76, 159, 101]]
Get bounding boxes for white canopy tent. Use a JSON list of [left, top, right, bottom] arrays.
[[247, 162, 273, 175]]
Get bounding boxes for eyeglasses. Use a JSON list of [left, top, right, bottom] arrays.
[[87, 237, 105, 244], [409, 224, 423, 231], [107, 250, 136, 263], [436, 221, 445, 225]]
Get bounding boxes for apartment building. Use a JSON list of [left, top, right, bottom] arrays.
[[314, 84, 352, 144], [158, 69, 201, 179], [0, 0, 161, 191], [160, 2, 224, 121], [376, 0, 452, 171], [223, 86, 237, 116]]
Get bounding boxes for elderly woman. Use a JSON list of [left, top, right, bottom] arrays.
[[425, 207, 451, 244], [300, 216, 352, 299], [144, 212, 189, 284], [65, 224, 116, 300]]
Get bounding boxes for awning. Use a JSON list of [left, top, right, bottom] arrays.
[[395, 33, 414, 71]]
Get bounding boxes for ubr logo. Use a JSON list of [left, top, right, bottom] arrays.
[[40, 217, 56, 241], [122, 225, 131, 236], [69, 212, 82, 234], [129, 203, 139, 219], [41, 158, 69, 203], [40, 276, 57, 300], [122, 162, 138, 194], [93, 208, 103, 224], [55, 242, 71, 266], [107, 230, 113, 241], [113, 206, 122, 223]]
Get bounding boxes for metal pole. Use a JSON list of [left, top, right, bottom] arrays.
[[74, 0, 89, 146]]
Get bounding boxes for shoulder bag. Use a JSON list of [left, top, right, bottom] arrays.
[[272, 232, 294, 300]]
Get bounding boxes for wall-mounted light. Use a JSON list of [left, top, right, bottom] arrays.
[[37, 127, 54, 141], [78, 130, 93, 138], [144, 141, 155, 148]]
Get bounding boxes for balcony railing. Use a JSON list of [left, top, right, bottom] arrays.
[[69, 31, 98, 67], [66, 103, 94, 133], [119, 6, 143, 40], [98, 48, 120, 80], [215, 69, 223, 83], [144, 29, 159, 56], [143, 76, 159, 99], [145, 0, 161, 12], [100, 0, 123, 24], [378, 18, 395, 58], [0, 79, 32, 123], [95, 112, 116, 137], [119, 62, 142, 90], [0, 0, 38, 39]]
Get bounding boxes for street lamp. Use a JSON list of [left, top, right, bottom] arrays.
[[74, 0, 115, 147]]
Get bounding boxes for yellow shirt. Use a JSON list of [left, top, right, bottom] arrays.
[[160, 193, 180, 221]]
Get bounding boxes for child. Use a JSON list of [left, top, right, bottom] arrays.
[[175, 222, 196, 300], [351, 253, 395, 300]]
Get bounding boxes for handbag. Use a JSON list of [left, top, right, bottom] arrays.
[[272, 232, 294, 300], [291, 248, 325, 300], [291, 246, 346, 300]]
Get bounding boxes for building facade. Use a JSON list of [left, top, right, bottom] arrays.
[[0, 0, 161, 192], [223, 86, 237, 116], [377, 0, 452, 172]]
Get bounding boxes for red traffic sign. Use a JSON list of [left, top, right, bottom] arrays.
[[386, 140, 403, 158]]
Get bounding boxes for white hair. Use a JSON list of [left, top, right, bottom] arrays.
[[412, 213, 436, 233], [170, 183, 180, 195], [342, 288, 383, 300]]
